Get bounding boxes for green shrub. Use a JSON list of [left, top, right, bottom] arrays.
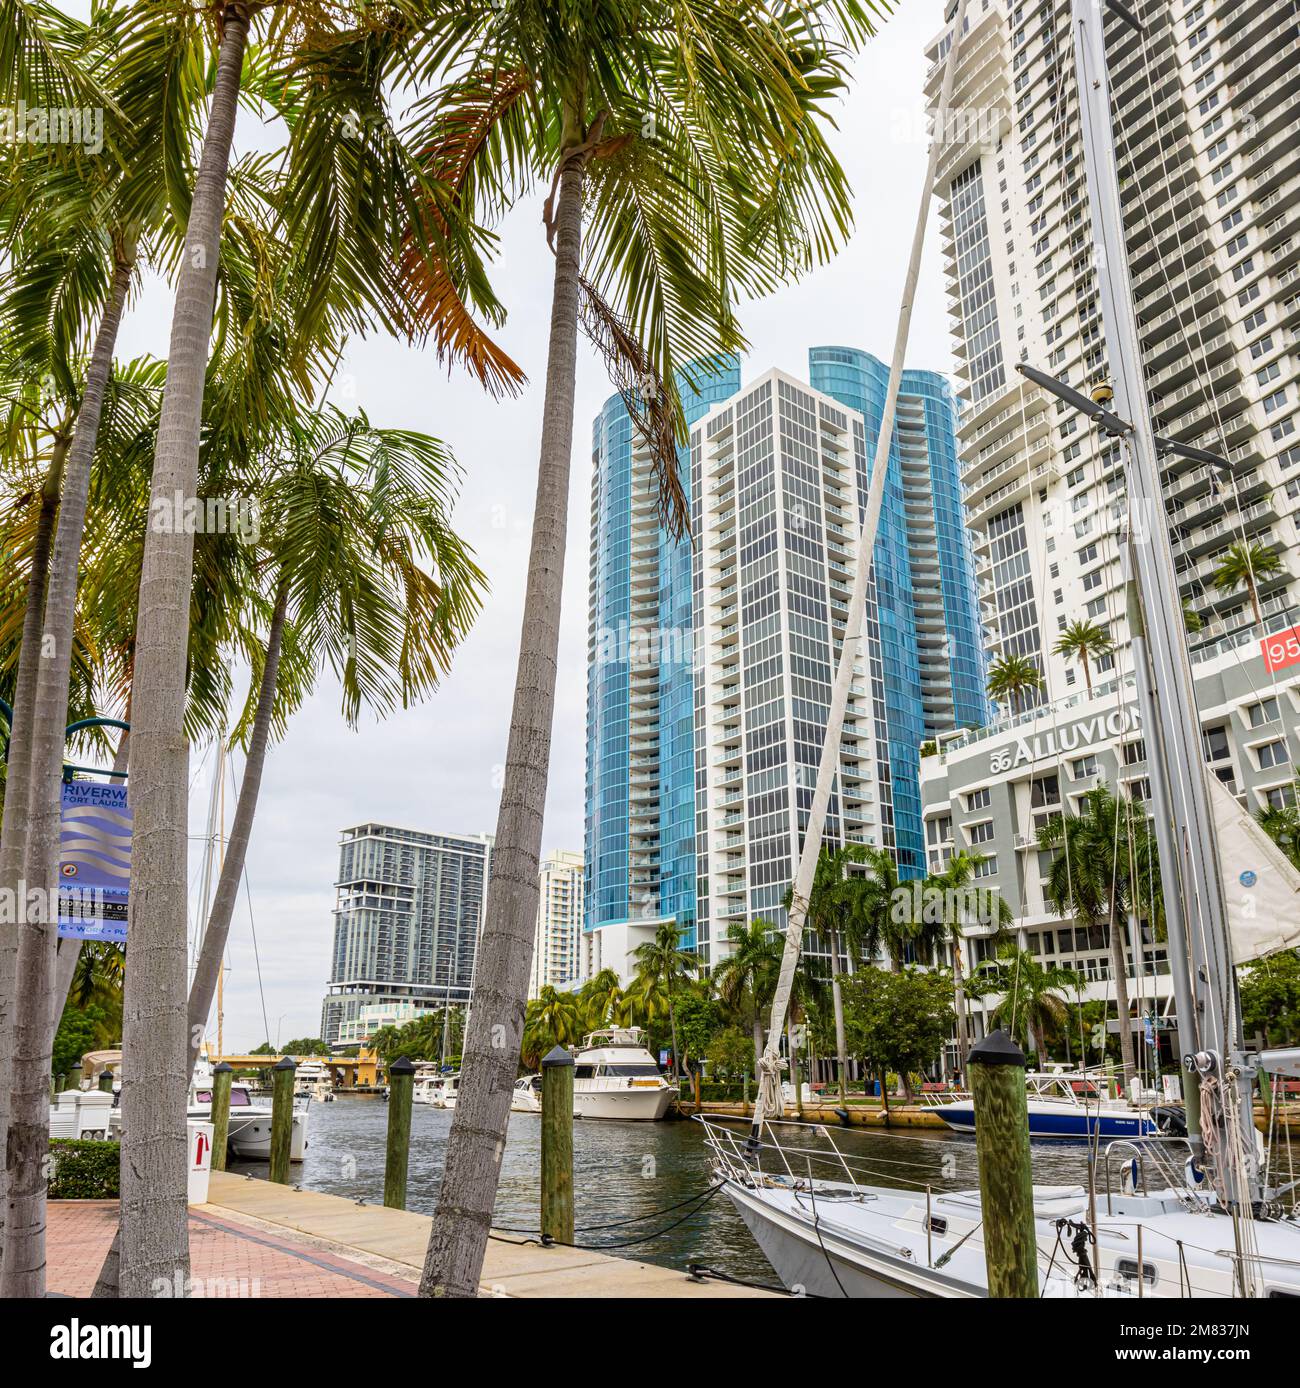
[[48, 1139, 120, 1199]]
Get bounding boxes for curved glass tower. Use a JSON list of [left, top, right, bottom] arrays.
[[808, 348, 987, 878], [584, 359, 742, 949]]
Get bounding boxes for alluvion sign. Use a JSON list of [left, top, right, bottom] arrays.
[[988, 707, 1139, 774]]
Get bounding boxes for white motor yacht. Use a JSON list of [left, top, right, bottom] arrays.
[[511, 1074, 543, 1112], [294, 1060, 335, 1103], [572, 1027, 677, 1121]]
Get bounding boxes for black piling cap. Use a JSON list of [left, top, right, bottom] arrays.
[[542, 1045, 574, 1069], [389, 1056, 416, 1075], [273, 1056, 297, 1071], [968, 1029, 1027, 1068], [213, 1062, 233, 1074]]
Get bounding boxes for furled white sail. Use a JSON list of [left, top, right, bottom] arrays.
[[1207, 773, 1300, 963]]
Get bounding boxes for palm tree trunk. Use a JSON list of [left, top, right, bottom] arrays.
[[1109, 908, 1137, 1087], [787, 1018, 803, 1117], [1081, 650, 1091, 693], [952, 936, 970, 1074], [116, 7, 248, 1298], [666, 983, 680, 1085], [3, 248, 132, 1297], [830, 930, 848, 1106], [419, 130, 587, 1301], [187, 578, 286, 1074], [0, 438, 66, 1250], [1247, 575, 1262, 626]]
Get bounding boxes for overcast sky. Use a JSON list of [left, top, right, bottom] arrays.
[[82, 2, 958, 1048]]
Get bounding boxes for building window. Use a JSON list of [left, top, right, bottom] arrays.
[[1257, 739, 1289, 770], [1248, 698, 1280, 727], [968, 819, 995, 846], [967, 787, 991, 810]]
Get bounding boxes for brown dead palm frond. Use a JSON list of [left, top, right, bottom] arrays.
[[577, 272, 688, 540], [400, 67, 532, 398]]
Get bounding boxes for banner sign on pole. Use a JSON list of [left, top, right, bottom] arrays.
[[58, 780, 131, 941]]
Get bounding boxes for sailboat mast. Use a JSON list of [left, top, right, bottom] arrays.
[[749, 0, 972, 1132], [1069, 0, 1258, 1200]]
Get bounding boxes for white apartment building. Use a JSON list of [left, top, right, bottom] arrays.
[[925, 0, 1300, 701], [689, 370, 884, 969], [917, 0, 1300, 1060], [529, 850, 584, 997]]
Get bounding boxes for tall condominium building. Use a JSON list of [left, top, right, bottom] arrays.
[[529, 850, 584, 998], [320, 825, 491, 1047], [585, 348, 982, 976], [925, 0, 1300, 700], [917, 0, 1300, 1059], [584, 358, 742, 954]]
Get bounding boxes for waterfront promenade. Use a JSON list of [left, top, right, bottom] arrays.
[[47, 1173, 777, 1299]]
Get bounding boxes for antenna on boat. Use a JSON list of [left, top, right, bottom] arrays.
[[746, 0, 974, 1146]]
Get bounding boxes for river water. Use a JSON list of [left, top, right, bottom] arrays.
[[232, 1097, 1105, 1285]]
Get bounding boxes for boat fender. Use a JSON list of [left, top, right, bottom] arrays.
[[833, 1108, 851, 1126]]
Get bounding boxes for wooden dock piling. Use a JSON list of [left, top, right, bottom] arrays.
[[384, 1056, 415, 1209], [211, 1061, 233, 1172], [270, 1057, 296, 1185], [541, 1045, 574, 1245], [968, 1029, 1039, 1298]]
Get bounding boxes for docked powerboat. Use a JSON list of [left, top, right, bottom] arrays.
[[572, 1027, 678, 1121], [106, 1064, 308, 1162], [511, 1074, 543, 1112], [413, 1069, 458, 1108], [188, 1059, 307, 1161], [927, 1070, 1171, 1140], [295, 1060, 335, 1103]]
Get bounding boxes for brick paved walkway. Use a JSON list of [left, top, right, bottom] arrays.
[[48, 1201, 416, 1298]]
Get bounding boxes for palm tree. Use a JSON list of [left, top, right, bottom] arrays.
[[417, 0, 882, 1298], [969, 944, 1081, 1062], [844, 844, 917, 971], [920, 850, 1013, 1073], [783, 842, 873, 1105], [1212, 540, 1282, 626], [1258, 793, 1300, 871], [183, 406, 486, 1082], [1052, 619, 1113, 694], [1183, 601, 1204, 634], [92, 3, 511, 1295], [577, 967, 623, 1031], [712, 920, 784, 1075], [986, 652, 1045, 716], [521, 986, 582, 1068], [1036, 784, 1161, 1085], [632, 921, 695, 1081]]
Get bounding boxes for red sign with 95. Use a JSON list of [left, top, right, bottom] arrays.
[[1263, 626, 1300, 673]]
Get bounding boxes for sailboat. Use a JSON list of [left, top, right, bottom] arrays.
[[704, 0, 1300, 1298]]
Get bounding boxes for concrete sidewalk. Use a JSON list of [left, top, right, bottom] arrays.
[[47, 1199, 415, 1298], [203, 1171, 776, 1297], [47, 1176, 777, 1298]]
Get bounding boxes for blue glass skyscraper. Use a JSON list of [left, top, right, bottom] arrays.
[[584, 347, 982, 976], [809, 348, 986, 877], [584, 359, 741, 947]]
